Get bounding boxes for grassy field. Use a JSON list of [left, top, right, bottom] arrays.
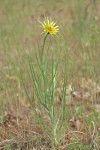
[[0, 0, 100, 149]]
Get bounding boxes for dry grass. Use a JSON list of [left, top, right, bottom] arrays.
[[0, 0, 100, 149]]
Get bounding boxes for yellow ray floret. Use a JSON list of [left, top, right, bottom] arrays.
[[41, 18, 59, 35]]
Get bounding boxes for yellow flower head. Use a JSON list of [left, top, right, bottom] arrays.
[[41, 18, 59, 35]]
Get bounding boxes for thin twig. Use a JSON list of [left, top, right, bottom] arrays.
[[0, 139, 13, 146]]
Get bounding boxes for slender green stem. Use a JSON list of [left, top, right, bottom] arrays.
[[41, 33, 49, 62]]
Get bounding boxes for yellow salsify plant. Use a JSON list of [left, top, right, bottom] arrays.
[[21, 18, 68, 148], [41, 17, 59, 35], [40, 17, 59, 62]]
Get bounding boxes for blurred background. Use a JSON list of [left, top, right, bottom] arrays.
[[0, 1, 100, 149]]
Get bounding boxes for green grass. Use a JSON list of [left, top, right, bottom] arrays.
[[0, 0, 100, 149]]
